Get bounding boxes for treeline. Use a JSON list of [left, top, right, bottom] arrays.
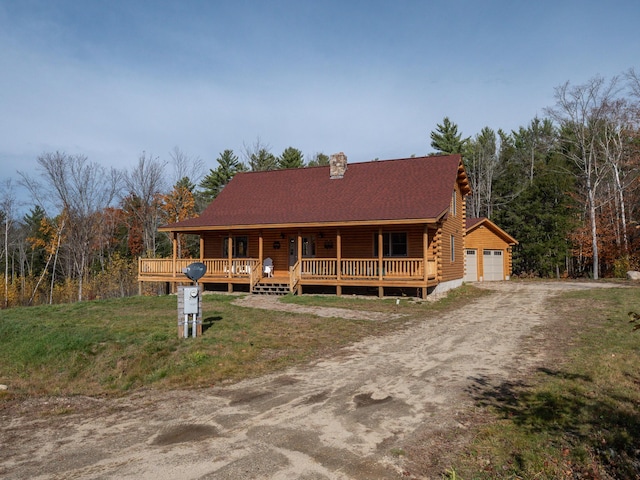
[[2, 70, 640, 307], [432, 70, 640, 280], [0, 143, 329, 307]]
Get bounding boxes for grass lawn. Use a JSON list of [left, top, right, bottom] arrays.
[[0, 285, 486, 397]]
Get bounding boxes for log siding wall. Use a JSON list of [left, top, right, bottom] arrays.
[[438, 181, 466, 282]]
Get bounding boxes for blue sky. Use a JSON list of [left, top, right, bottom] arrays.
[[1, 0, 639, 199]]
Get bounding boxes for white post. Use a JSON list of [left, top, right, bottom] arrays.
[[184, 314, 188, 338]]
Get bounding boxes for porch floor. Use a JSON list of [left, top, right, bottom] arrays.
[[259, 273, 290, 283]]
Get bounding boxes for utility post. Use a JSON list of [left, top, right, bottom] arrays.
[[177, 262, 207, 338]]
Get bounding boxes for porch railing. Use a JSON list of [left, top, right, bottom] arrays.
[[289, 260, 301, 292], [138, 258, 259, 279], [139, 257, 435, 282], [301, 258, 337, 277]]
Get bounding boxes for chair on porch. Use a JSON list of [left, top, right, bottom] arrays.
[[263, 257, 274, 277]]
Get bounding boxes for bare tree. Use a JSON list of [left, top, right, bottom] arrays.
[[242, 137, 277, 171], [597, 97, 637, 255], [123, 152, 167, 257], [20, 152, 121, 301], [545, 76, 622, 279], [465, 127, 499, 218], [169, 146, 204, 187], [1, 179, 17, 308]]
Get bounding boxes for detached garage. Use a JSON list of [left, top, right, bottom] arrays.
[[464, 218, 518, 282]]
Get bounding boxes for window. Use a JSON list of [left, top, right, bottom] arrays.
[[223, 236, 248, 258], [302, 236, 316, 257], [450, 235, 455, 262], [374, 232, 407, 257], [451, 190, 457, 215]]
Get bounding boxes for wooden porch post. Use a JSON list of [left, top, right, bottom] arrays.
[[227, 235, 233, 293], [378, 228, 383, 298], [422, 225, 429, 300], [297, 231, 303, 295], [172, 232, 178, 293], [336, 229, 342, 296], [259, 232, 263, 265], [199, 236, 204, 261]]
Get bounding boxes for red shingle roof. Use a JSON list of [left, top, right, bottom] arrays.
[[165, 154, 467, 231]]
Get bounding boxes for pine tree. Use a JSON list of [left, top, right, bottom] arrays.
[[430, 117, 470, 154], [199, 150, 246, 202], [307, 153, 330, 167], [249, 148, 277, 171], [278, 147, 304, 169]]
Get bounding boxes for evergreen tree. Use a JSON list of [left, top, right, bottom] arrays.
[[199, 150, 246, 203], [494, 153, 575, 277], [249, 148, 278, 171], [22, 205, 48, 276], [278, 147, 304, 169], [430, 117, 470, 154], [493, 120, 575, 277], [307, 152, 330, 167]]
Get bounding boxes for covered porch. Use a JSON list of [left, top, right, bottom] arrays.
[[142, 224, 441, 298], [138, 256, 437, 296]]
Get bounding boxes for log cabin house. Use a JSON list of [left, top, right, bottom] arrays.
[[139, 153, 473, 298]]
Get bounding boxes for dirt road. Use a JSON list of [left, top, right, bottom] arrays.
[[0, 281, 616, 479]]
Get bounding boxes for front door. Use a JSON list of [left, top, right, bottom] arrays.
[[289, 236, 316, 267]]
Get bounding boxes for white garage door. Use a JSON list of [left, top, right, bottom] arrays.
[[483, 250, 504, 281], [464, 249, 478, 282]]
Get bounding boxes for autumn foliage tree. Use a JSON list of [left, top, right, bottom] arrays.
[[161, 177, 197, 258]]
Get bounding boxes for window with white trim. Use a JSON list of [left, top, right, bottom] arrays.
[[450, 235, 455, 262], [451, 190, 457, 215]]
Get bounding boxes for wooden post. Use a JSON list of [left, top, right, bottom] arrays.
[[137, 257, 143, 296], [259, 232, 263, 265], [199, 236, 204, 261], [378, 228, 383, 298], [297, 231, 303, 296], [171, 233, 178, 293], [336, 229, 342, 296], [227, 234, 233, 293], [227, 235, 233, 279], [423, 225, 429, 299]]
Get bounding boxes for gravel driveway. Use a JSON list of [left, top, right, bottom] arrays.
[[0, 281, 617, 479]]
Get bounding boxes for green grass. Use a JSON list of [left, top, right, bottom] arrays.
[[0, 286, 484, 397], [442, 286, 640, 479]]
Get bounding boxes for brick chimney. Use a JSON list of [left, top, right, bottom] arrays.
[[329, 152, 347, 179]]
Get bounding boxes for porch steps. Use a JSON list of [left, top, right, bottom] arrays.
[[252, 281, 291, 295]]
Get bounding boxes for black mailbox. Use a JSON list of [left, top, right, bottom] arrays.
[[183, 262, 207, 283]]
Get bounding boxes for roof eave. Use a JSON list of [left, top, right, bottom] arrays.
[[467, 218, 518, 245], [159, 217, 443, 233]]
